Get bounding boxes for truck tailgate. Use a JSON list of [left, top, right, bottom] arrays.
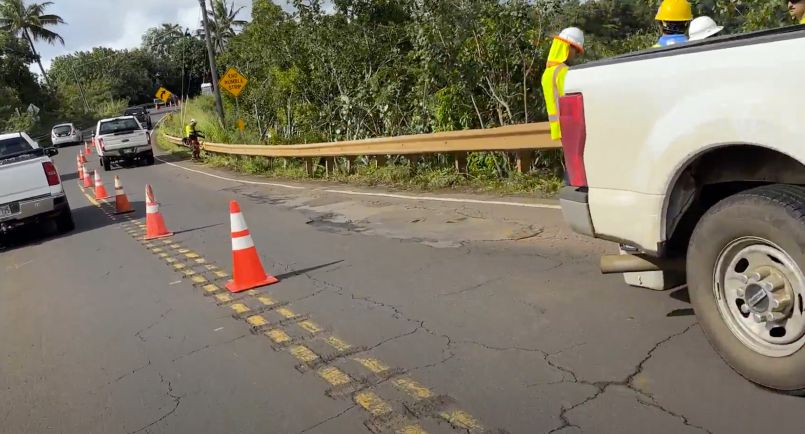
[[101, 130, 149, 151], [0, 157, 50, 205]]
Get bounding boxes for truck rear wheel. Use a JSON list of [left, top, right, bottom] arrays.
[[102, 157, 111, 172], [688, 184, 805, 393], [55, 208, 75, 234]]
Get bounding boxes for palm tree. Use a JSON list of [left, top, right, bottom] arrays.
[[0, 0, 64, 88], [204, 0, 247, 53]]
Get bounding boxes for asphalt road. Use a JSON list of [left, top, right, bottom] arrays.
[[2, 118, 804, 433]]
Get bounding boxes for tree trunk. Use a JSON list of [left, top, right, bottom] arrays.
[[23, 30, 52, 89]]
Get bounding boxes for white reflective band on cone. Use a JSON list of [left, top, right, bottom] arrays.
[[230, 213, 248, 232], [232, 234, 255, 251], [146, 204, 159, 214]]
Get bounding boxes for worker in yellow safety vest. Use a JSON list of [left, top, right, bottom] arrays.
[[653, 0, 693, 48], [789, 0, 805, 24], [541, 27, 584, 142]]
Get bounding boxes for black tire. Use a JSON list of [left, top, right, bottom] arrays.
[[54, 208, 75, 234], [145, 152, 155, 166], [102, 157, 111, 172], [688, 184, 805, 393]]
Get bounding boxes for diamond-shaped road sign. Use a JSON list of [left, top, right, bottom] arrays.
[[156, 87, 172, 103], [219, 68, 248, 97]]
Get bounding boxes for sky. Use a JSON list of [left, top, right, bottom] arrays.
[[32, 0, 258, 72]]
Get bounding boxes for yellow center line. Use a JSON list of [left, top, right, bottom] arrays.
[[324, 336, 352, 352], [276, 307, 297, 319], [397, 425, 428, 434], [392, 377, 434, 400], [438, 410, 483, 431], [299, 320, 323, 334], [354, 391, 393, 416], [289, 345, 319, 364], [230, 304, 250, 315], [257, 296, 275, 306], [191, 275, 208, 284], [354, 357, 390, 374], [317, 366, 352, 386], [203, 284, 220, 294], [247, 315, 268, 327], [265, 329, 291, 344], [215, 293, 233, 303]]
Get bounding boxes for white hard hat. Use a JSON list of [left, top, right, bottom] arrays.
[[190, 119, 197, 124], [688, 16, 723, 41], [557, 27, 585, 53]]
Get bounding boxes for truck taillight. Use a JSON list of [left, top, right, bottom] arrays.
[[42, 161, 60, 186], [559, 93, 587, 187]]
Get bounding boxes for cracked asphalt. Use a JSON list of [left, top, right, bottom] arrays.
[[2, 126, 804, 433]]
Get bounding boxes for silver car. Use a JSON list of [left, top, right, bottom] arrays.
[[51, 123, 83, 147]]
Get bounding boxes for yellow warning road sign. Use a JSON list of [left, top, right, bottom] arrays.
[[155, 87, 172, 103], [219, 68, 248, 97]]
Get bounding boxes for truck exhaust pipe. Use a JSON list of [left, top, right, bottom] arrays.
[[600, 254, 684, 275]]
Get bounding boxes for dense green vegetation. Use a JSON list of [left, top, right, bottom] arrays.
[[0, 0, 794, 181]]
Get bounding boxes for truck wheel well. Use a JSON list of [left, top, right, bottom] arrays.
[[664, 145, 805, 256]]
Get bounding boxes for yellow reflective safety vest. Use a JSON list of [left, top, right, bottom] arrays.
[[184, 124, 194, 138], [801, 16, 805, 24], [541, 38, 571, 141]]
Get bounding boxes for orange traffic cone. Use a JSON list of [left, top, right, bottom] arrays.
[[76, 154, 84, 182], [82, 163, 93, 189], [84, 141, 91, 156], [79, 151, 87, 164], [144, 184, 173, 240], [113, 176, 134, 214], [226, 200, 278, 293], [93, 171, 111, 200]]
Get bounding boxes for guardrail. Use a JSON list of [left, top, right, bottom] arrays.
[[163, 122, 560, 174]]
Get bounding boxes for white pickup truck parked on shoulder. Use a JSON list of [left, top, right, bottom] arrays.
[[0, 132, 74, 237], [94, 116, 154, 171], [558, 26, 805, 393]]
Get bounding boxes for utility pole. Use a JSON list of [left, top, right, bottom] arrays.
[[199, 0, 225, 125]]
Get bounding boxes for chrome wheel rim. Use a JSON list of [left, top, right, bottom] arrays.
[[714, 237, 805, 357]]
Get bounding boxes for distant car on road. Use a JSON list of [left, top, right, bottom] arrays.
[[94, 116, 155, 171], [123, 106, 152, 130], [50, 123, 83, 147], [0, 132, 73, 237]]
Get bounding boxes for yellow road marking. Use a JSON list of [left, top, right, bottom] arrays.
[[191, 275, 208, 284], [177, 248, 190, 254], [213, 270, 229, 278], [324, 336, 352, 352], [165, 257, 177, 264], [143, 243, 154, 248], [169, 244, 181, 249], [215, 293, 233, 303], [392, 377, 434, 400], [185, 252, 200, 259], [354, 391, 392, 416], [289, 345, 319, 364], [397, 426, 428, 434], [354, 357, 390, 374], [318, 366, 352, 386], [158, 252, 169, 258], [438, 411, 483, 431], [195, 258, 208, 264], [151, 248, 163, 253], [230, 304, 250, 314], [276, 307, 297, 319], [257, 296, 275, 306], [203, 284, 220, 294], [247, 315, 268, 327], [266, 329, 291, 344], [161, 240, 173, 245], [173, 263, 186, 270], [299, 320, 323, 334], [182, 269, 197, 276]]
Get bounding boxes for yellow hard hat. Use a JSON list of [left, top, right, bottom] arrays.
[[655, 0, 693, 22]]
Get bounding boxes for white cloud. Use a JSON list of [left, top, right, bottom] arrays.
[[30, 0, 258, 74]]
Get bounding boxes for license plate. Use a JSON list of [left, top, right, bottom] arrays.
[[122, 148, 135, 154], [0, 204, 12, 218]]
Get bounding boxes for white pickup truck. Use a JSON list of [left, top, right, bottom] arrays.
[[559, 26, 805, 393], [0, 132, 74, 237], [94, 116, 155, 171]]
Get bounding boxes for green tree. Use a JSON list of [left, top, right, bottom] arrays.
[[205, 0, 247, 54], [0, 0, 64, 88]]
